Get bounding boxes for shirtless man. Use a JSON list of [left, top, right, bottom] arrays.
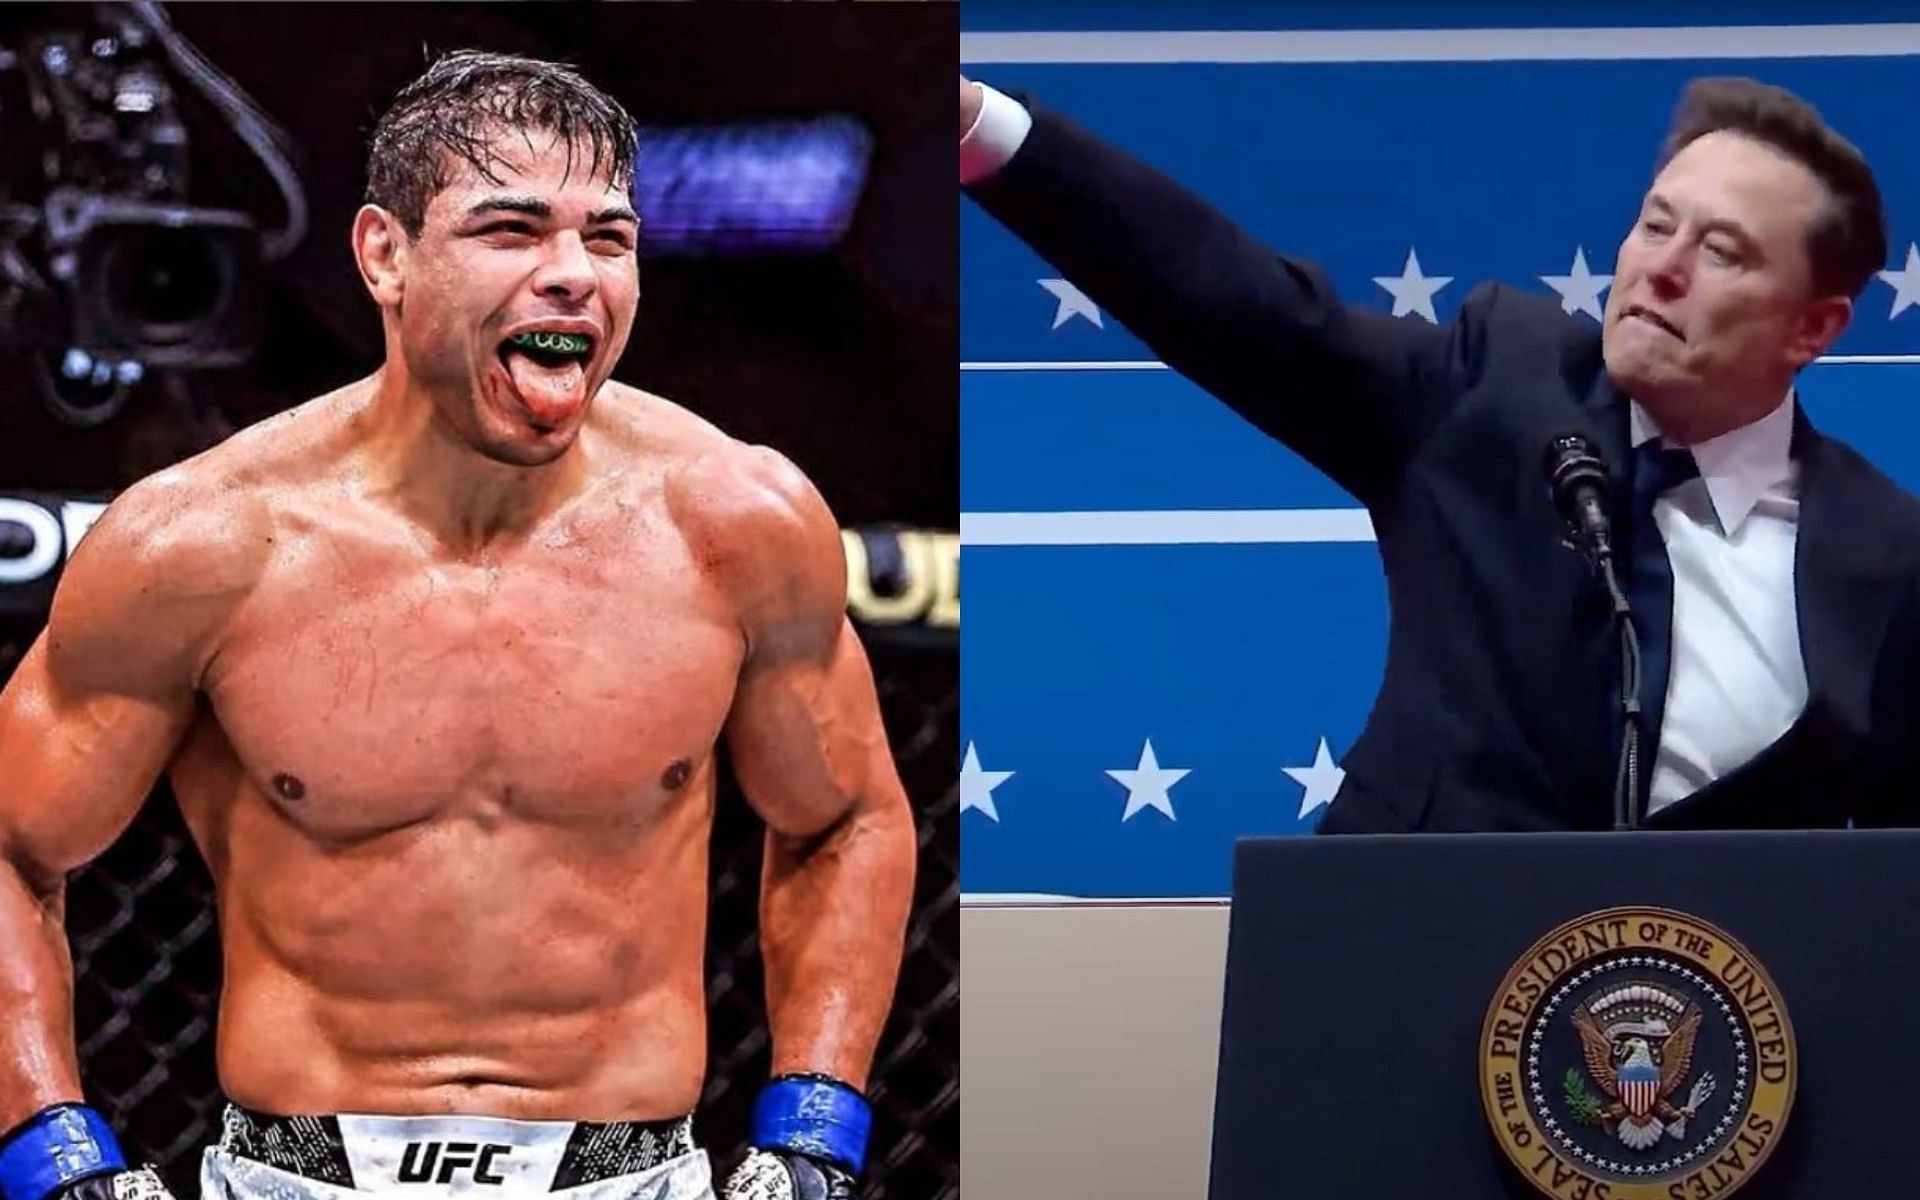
[[0, 51, 915, 1200]]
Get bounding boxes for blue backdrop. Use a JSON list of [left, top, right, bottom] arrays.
[[959, 6, 1920, 897]]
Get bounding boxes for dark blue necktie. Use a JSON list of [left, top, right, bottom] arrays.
[[1625, 440, 1699, 801]]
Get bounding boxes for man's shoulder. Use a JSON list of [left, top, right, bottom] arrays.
[[1457, 279, 1600, 344], [666, 435, 835, 570], [209, 380, 366, 482], [595, 382, 825, 533], [83, 445, 276, 594], [63, 384, 370, 630], [602, 384, 841, 611], [49, 443, 278, 689], [1791, 428, 1920, 600], [136, 380, 369, 527], [1430, 280, 1604, 392], [1809, 430, 1920, 539]]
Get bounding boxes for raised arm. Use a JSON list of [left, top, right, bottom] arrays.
[[689, 445, 916, 1198], [962, 77, 1463, 503], [0, 471, 263, 1198]]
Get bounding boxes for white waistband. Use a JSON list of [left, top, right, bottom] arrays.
[[342, 1113, 583, 1191], [217, 1107, 698, 1195]]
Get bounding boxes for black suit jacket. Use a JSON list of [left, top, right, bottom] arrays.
[[968, 100, 1920, 831]]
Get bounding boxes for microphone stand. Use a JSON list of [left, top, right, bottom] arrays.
[[1594, 548, 1642, 832], [1546, 433, 1644, 831]]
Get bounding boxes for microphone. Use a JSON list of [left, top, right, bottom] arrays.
[[1539, 429, 1642, 831], [1542, 432, 1615, 564]]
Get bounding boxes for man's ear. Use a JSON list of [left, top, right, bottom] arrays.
[[351, 204, 408, 307], [1785, 294, 1851, 370]]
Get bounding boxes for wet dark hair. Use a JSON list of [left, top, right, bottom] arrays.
[[365, 49, 637, 238], [1657, 77, 1886, 300]]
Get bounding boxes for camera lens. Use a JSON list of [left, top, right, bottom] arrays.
[[67, 202, 261, 367], [99, 225, 229, 343]]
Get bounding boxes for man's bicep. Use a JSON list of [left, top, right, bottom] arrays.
[[0, 635, 194, 888], [0, 476, 243, 885], [725, 619, 897, 839]]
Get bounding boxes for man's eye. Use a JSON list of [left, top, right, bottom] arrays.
[[483, 222, 534, 236]]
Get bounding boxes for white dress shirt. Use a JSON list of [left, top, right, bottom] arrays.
[[1632, 395, 1806, 813], [961, 82, 1808, 813]]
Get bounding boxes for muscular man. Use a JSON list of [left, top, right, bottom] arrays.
[[0, 51, 915, 1200]]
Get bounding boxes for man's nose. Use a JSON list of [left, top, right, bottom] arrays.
[[1643, 238, 1693, 298], [531, 232, 597, 302]]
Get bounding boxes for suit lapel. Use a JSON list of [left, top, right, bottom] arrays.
[[1790, 412, 1897, 723]]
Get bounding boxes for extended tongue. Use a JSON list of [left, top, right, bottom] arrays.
[[505, 353, 588, 423]]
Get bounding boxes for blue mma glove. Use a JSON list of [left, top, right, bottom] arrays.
[[0, 1105, 172, 1200], [719, 1074, 871, 1200]]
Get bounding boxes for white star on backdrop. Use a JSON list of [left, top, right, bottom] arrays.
[[1540, 246, 1612, 322], [960, 742, 1014, 822], [1878, 243, 1920, 320], [1106, 739, 1190, 822], [1038, 278, 1104, 330], [1283, 737, 1346, 819], [1373, 248, 1451, 323]]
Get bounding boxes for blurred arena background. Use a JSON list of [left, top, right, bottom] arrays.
[[0, 4, 956, 1198]]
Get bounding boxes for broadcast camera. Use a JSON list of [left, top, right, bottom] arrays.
[[0, 1, 305, 425]]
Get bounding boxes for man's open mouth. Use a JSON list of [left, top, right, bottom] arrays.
[[494, 328, 599, 424]]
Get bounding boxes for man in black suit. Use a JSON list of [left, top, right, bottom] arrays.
[[961, 75, 1920, 832]]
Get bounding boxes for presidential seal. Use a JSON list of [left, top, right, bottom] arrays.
[[1479, 907, 1795, 1199]]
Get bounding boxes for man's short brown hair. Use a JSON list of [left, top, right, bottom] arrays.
[[1657, 76, 1886, 301], [366, 50, 637, 239]]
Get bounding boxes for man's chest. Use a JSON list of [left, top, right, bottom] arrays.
[[198, 525, 745, 826]]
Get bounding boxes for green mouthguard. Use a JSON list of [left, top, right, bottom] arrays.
[[508, 331, 591, 355]]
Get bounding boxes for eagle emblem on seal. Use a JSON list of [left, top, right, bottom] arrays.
[[1568, 984, 1718, 1150]]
